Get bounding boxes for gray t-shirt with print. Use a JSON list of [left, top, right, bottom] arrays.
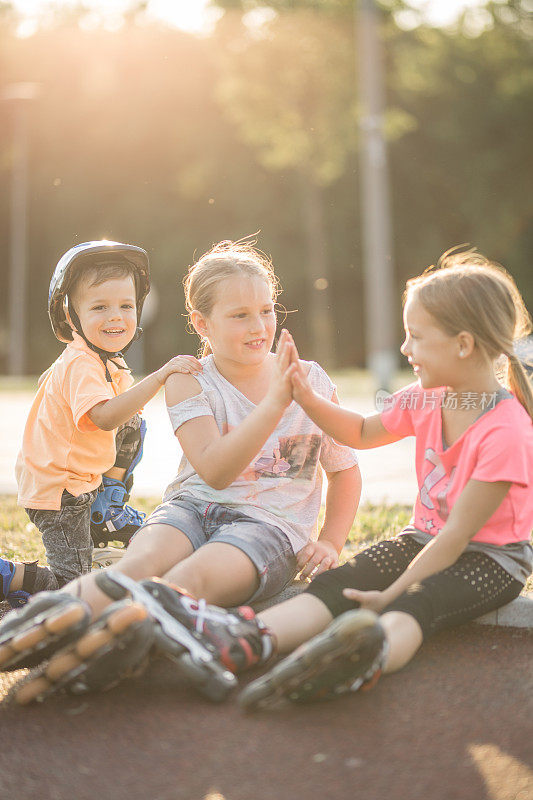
[[164, 355, 358, 553]]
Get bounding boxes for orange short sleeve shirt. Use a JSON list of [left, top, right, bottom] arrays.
[[16, 333, 134, 510]]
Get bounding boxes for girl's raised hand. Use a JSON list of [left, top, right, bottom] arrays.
[[267, 329, 294, 409], [284, 336, 315, 409]]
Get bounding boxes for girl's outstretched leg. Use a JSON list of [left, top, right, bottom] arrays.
[[67, 522, 195, 617], [258, 593, 334, 653], [379, 611, 423, 672], [162, 542, 260, 607]]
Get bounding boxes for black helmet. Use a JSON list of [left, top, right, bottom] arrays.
[[48, 240, 150, 344]]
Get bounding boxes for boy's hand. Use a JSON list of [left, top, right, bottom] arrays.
[[297, 540, 339, 580], [156, 355, 203, 385]]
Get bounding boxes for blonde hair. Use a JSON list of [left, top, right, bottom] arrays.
[[183, 240, 281, 357], [404, 248, 533, 420]]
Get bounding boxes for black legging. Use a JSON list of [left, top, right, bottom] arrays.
[[304, 535, 523, 639]]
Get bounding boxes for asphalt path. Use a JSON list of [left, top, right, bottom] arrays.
[[0, 620, 531, 800]]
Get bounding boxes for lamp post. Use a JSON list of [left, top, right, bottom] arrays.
[[356, 0, 396, 392], [3, 82, 39, 375]]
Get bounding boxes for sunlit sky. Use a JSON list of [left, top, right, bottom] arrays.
[[10, 0, 495, 35]]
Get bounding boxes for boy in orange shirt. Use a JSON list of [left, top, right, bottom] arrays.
[[15, 240, 192, 587]]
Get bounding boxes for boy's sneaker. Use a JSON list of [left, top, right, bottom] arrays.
[[11, 600, 154, 705], [0, 557, 59, 609], [0, 591, 91, 672], [238, 609, 387, 711], [90, 476, 146, 547]]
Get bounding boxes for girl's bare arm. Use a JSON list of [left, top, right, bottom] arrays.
[[167, 334, 294, 490], [297, 464, 362, 579]]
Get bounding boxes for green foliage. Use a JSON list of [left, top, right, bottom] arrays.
[[0, 495, 160, 563], [214, 10, 357, 186], [0, 1, 530, 374], [0, 494, 409, 565], [386, 2, 533, 304]]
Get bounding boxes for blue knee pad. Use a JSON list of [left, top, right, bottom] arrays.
[[0, 557, 29, 608]]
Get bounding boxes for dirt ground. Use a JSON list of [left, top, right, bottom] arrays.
[[0, 619, 531, 800]]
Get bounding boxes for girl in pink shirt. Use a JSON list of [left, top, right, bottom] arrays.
[[234, 247, 533, 708]]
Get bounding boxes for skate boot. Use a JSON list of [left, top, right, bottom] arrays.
[[92, 546, 126, 571], [92, 571, 242, 701], [0, 557, 59, 610], [11, 600, 154, 705], [135, 577, 274, 672], [0, 590, 91, 672], [238, 609, 387, 711]]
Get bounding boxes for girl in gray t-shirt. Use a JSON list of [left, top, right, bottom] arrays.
[[144, 241, 360, 606]]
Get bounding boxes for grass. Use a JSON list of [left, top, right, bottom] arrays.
[[0, 494, 410, 565], [2, 495, 530, 592]]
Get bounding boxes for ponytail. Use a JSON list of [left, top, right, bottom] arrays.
[[506, 353, 533, 421]]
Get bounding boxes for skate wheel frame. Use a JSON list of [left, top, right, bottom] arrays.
[[15, 677, 51, 705], [239, 610, 382, 710], [45, 605, 87, 634], [0, 599, 89, 672], [11, 602, 150, 705]]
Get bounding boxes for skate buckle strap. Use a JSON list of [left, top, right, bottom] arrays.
[[21, 561, 38, 593], [103, 505, 145, 533], [108, 486, 129, 504], [96, 571, 236, 679], [186, 597, 243, 635]]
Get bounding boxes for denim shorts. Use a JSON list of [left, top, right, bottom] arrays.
[[140, 495, 298, 604]]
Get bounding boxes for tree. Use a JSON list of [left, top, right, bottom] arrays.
[[212, 6, 359, 366]]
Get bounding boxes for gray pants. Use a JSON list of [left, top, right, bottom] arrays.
[[27, 489, 98, 586], [26, 415, 142, 586]]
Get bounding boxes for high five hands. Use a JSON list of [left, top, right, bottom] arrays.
[[276, 329, 340, 581], [276, 329, 315, 409]]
